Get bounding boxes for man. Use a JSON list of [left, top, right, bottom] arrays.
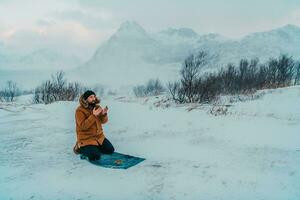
[[73, 90, 115, 161]]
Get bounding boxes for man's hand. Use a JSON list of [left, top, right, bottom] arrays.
[[101, 106, 108, 115], [93, 107, 102, 116]]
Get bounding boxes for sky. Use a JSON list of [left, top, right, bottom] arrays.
[[0, 0, 299, 59]]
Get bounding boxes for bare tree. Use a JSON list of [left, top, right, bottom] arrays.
[[276, 55, 295, 87], [146, 79, 165, 96], [294, 62, 300, 85], [167, 81, 184, 103], [33, 71, 83, 104], [133, 85, 147, 97], [266, 58, 278, 88], [51, 70, 67, 101], [133, 78, 165, 97], [256, 64, 268, 89], [1, 80, 20, 102], [180, 51, 208, 102], [195, 74, 219, 103]]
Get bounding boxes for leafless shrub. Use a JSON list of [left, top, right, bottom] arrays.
[[133, 78, 165, 97], [209, 105, 229, 116], [33, 70, 83, 104], [0, 80, 20, 102], [168, 52, 298, 104]]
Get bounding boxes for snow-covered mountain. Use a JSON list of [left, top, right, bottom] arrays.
[[197, 24, 300, 67], [17, 49, 82, 70], [70, 21, 300, 89], [69, 21, 181, 88], [88, 21, 158, 65], [0, 48, 82, 70], [0, 46, 83, 89]]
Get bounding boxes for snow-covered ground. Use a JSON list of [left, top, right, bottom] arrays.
[[0, 86, 299, 200]]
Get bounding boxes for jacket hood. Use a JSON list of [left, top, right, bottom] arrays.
[[79, 94, 100, 109]]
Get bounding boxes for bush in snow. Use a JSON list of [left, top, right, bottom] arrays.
[[0, 80, 20, 102], [169, 52, 299, 104], [33, 71, 83, 104], [209, 105, 230, 116], [167, 51, 219, 103], [133, 78, 165, 97], [294, 62, 300, 85], [264, 55, 296, 88]]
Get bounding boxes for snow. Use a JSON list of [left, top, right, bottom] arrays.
[[0, 86, 299, 199]]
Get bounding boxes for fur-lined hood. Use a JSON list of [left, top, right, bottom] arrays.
[[79, 94, 100, 109]]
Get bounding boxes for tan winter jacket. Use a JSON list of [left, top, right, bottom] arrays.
[[75, 94, 108, 148]]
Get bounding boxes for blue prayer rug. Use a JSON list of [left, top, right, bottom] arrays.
[[80, 152, 145, 169]]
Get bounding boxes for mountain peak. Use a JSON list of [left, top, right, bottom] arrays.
[[119, 21, 144, 30], [114, 21, 147, 38]]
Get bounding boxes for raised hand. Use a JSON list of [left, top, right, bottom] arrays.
[[101, 106, 108, 115], [93, 107, 102, 116]]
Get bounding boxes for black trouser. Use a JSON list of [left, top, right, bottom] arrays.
[[80, 138, 115, 161]]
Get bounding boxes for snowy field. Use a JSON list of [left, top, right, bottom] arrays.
[[0, 86, 299, 200]]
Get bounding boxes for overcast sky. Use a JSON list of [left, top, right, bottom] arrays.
[[0, 0, 299, 58]]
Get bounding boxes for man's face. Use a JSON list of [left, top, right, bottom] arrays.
[[86, 95, 96, 104]]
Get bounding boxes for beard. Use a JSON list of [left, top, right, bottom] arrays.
[[88, 101, 96, 109]]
